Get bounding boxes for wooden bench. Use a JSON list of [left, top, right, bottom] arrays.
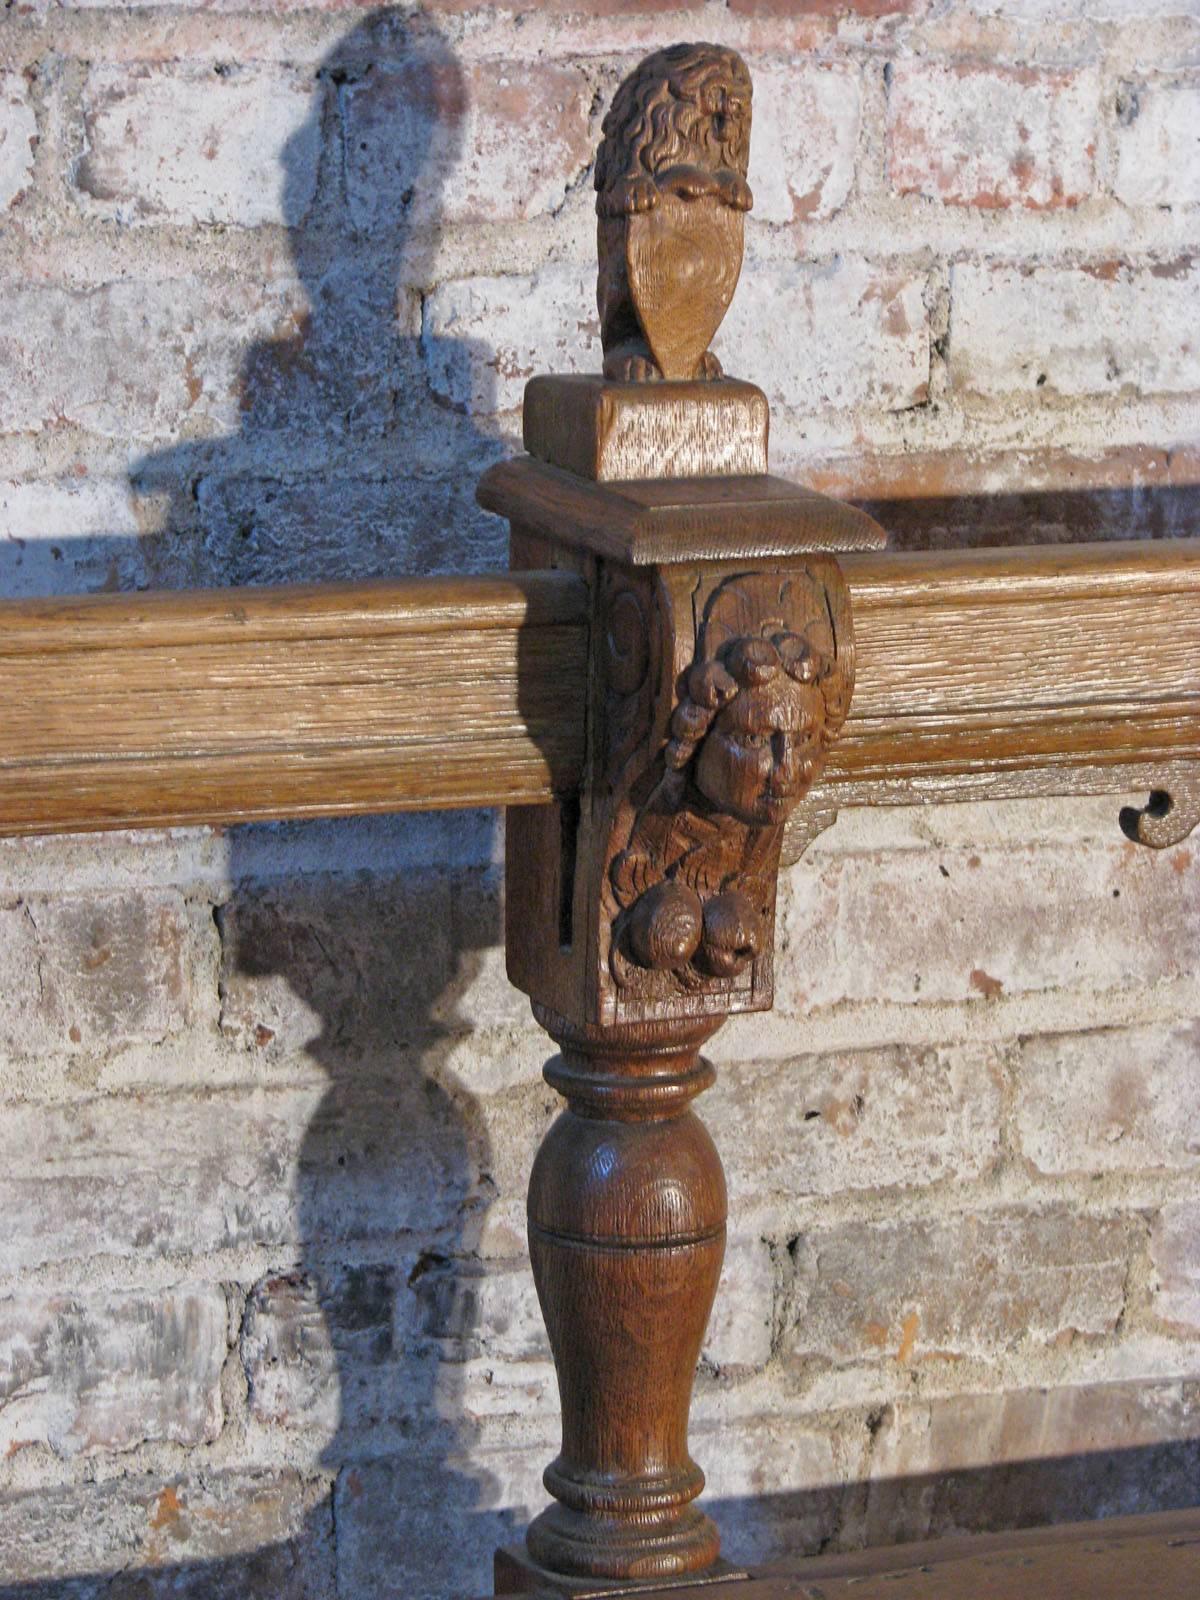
[[2, 39, 1197, 1600]]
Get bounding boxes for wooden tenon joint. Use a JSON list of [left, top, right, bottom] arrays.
[[477, 46, 888, 1590]]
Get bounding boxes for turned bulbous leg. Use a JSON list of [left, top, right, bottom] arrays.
[[521, 1008, 727, 1584]]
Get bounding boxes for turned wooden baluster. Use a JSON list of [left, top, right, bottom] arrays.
[[524, 1010, 727, 1581], [483, 41, 885, 1593]]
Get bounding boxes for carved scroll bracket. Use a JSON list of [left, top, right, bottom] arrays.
[[1119, 768, 1200, 848]]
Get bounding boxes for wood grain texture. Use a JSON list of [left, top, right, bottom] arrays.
[[594, 45, 753, 384], [492, 1507, 1200, 1599], [0, 541, 1195, 839], [0, 573, 589, 836], [522, 1009, 728, 1583], [476, 459, 889, 564], [523, 376, 768, 482]]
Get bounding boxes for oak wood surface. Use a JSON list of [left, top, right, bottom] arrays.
[[0, 540, 1196, 838], [487, 1507, 1200, 1599], [0, 573, 590, 835]]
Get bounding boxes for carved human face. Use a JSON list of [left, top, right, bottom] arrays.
[[693, 672, 823, 827]]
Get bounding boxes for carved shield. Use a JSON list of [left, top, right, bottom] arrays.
[[626, 191, 744, 381]]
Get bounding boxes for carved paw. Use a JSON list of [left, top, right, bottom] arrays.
[[719, 172, 754, 212], [611, 174, 660, 215], [604, 349, 662, 383], [696, 350, 724, 382]]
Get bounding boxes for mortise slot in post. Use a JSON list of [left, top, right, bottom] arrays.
[[557, 791, 580, 949]]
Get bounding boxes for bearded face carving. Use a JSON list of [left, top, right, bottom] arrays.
[[594, 43, 754, 383]]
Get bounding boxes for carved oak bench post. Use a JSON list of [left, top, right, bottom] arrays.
[[479, 43, 886, 1594]]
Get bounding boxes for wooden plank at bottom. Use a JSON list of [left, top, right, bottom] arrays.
[[483, 1509, 1200, 1600]]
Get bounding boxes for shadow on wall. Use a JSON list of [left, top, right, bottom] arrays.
[[2, 10, 533, 1599]]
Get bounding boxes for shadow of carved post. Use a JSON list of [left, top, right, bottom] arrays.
[[479, 43, 887, 1594]]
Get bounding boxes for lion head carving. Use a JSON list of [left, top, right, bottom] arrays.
[[594, 43, 754, 382]]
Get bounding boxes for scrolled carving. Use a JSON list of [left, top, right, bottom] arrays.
[[607, 569, 851, 1002], [595, 43, 754, 383], [1119, 775, 1200, 848]]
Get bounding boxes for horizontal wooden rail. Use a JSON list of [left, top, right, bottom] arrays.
[[0, 540, 1196, 837]]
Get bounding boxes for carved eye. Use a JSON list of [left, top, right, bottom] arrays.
[[739, 732, 769, 751]]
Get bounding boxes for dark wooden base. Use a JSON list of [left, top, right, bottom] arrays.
[[494, 1547, 748, 1596], [493, 1509, 1200, 1599]]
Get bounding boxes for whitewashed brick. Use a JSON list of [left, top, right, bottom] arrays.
[[0, 1085, 472, 1273], [0, 1470, 334, 1594], [335, 1447, 547, 1600], [1114, 77, 1200, 207], [0, 478, 154, 598], [0, 276, 310, 440], [1017, 1022, 1200, 1175], [790, 1208, 1136, 1366], [889, 62, 1097, 209], [77, 63, 321, 227], [778, 839, 1200, 1013], [343, 59, 592, 228], [1151, 1201, 1200, 1333], [0, 891, 196, 1058], [867, 1381, 1200, 1544], [216, 873, 454, 1055], [699, 1421, 843, 1564], [0, 72, 36, 214], [951, 258, 1200, 399], [0, 1285, 225, 1458], [713, 1043, 1004, 1202], [703, 1235, 775, 1370], [752, 60, 861, 223], [719, 259, 929, 413], [423, 266, 599, 415]]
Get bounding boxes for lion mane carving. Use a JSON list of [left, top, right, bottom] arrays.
[[595, 43, 754, 383]]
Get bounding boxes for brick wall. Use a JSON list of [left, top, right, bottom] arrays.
[[0, 3, 1197, 1597]]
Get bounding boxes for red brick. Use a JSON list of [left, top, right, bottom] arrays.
[[731, 0, 922, 13], [888, 62, 1098, 209]]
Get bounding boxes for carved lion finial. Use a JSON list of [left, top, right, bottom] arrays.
[[595, 43, 754, 384]]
